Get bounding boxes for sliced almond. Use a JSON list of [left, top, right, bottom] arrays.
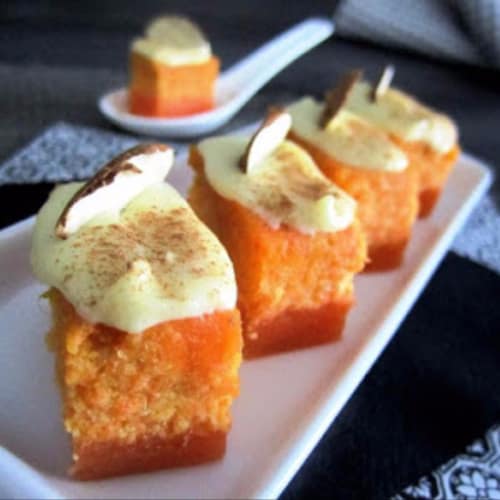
[[370, 65, 395, 102], [239, 108, 292, 174], [320, 69, 363, 128], [55, 144, 174, 239]]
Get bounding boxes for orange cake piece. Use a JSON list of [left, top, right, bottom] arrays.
[[129, 16, 220, 117], [287, 75, 418, 271], [31, 145, 242, 480], [345, 67, 460, 217], [189, 110, 367, 358]]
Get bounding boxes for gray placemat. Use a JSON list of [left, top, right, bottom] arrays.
[[0, 122, 139, 184], [0, 121, 498, 274]]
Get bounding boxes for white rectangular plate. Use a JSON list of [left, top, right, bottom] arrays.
[[0, 150, 492, 499]]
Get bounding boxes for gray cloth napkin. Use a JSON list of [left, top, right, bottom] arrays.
[[0, 122, 139, 184], [335, 0, 500, 68], [0, 121, 498, 274]]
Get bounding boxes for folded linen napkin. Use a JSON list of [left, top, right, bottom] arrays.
[[0, 122, 139, 185], [335, 0, 500, 68]]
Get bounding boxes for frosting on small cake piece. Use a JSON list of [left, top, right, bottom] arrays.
[[346, 81, 458, 154], [197, 135, 356, 234], [31, 147, 237, 334], [288, 97, 408, 172], [132, 15, 212, 66]]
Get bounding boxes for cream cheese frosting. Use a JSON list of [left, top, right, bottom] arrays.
[[132, 15, 212, 66], [288, 97, 408, 172], [31, 181, 237, 334], [346, 81, 458, 154], [197, 136, 356, 234]]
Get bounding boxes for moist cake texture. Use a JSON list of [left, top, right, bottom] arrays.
[[31, 144, 242, 479]]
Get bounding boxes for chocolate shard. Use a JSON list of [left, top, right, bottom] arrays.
[[370, 65, 395, 102], [320, 69, 363, 128]]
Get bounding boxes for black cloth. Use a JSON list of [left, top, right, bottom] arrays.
[[283, 253, 500, 499], [0, 1, 499, 498]]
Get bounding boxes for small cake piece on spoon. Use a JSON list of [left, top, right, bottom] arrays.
[[129, 15, 220, 117]]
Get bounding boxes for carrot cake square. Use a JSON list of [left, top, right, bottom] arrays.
[[345, 66, 460, 217], [129, 16, 219, 117], [288, 71, 419, 270], [31, 144, 242, 479], [189, 110, 366, 358]]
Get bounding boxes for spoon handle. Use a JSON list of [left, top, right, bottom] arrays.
[[219, 17, 334, 102]]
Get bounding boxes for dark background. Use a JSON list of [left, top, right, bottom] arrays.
[[1, 1, 499, 498]]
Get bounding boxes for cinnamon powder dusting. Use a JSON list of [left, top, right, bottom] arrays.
[[31, 182, 237, 332]]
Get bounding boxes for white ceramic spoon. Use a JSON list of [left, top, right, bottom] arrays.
[[98, 17, 334, 138]]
